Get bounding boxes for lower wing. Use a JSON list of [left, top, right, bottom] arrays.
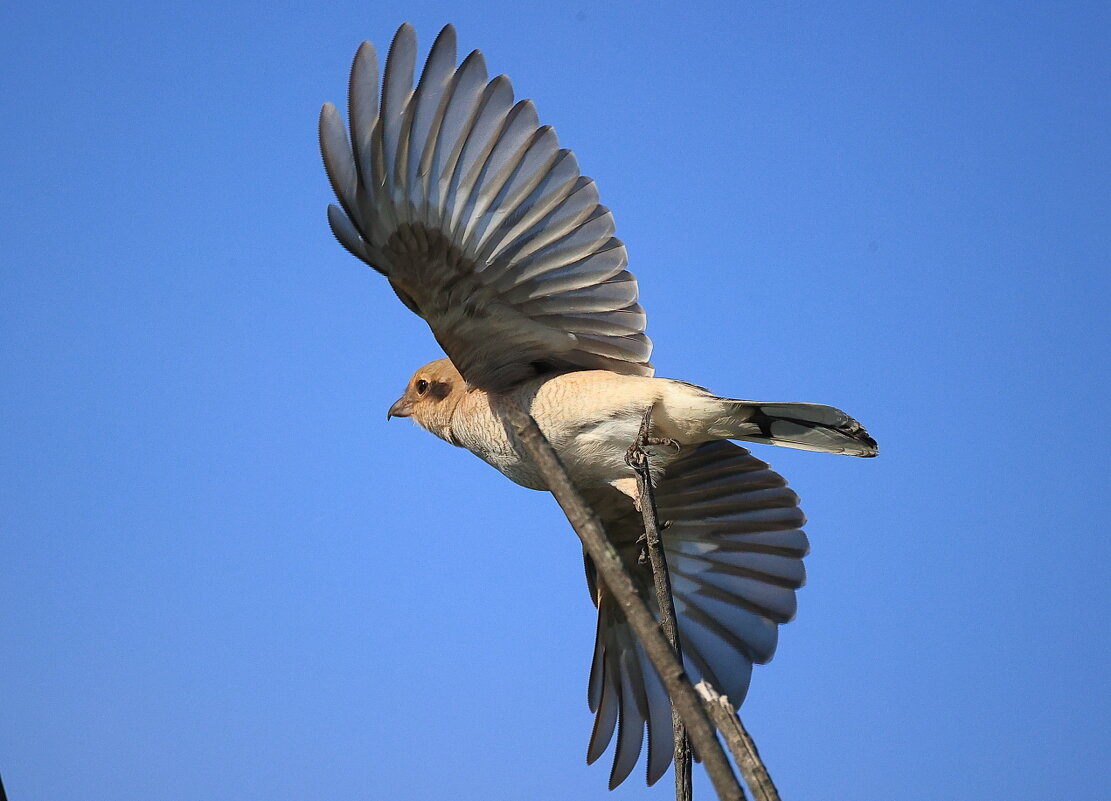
[[581, 441, 808, 787]]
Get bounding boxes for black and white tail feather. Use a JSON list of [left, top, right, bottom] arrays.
[[718, 399, 878, 457]]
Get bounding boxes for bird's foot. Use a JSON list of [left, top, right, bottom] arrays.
[[624, 407, 680, 470], [645, 436, 681, 453]]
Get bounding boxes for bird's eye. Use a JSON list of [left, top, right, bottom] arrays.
[[415, 379, 429, 395]]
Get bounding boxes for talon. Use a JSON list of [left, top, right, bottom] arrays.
[[643, 436, 681, 454], [626, 405, 677, 471], [624, 445, 648, 470]]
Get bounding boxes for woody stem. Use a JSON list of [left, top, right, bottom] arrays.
[[628, 408, 693, 801], [504, 401, 745, 801]]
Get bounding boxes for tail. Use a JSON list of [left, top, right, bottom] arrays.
[[717, 399, 878, 457]]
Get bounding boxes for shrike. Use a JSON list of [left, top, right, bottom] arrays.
[[320, 23, 876, 788]]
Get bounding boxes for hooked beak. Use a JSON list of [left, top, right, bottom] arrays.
[[387, 395, 413, 420]]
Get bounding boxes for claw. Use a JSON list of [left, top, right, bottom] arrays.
[[625, 406, 680, 471], [624, 443, 648, 470], [646, 436, 681, 453]]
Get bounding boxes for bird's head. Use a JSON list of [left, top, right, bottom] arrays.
[[387, 357, 466, 439]]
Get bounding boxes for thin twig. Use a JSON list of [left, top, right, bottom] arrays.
[[696, 682, 782, 801], [627, 408, 693, 801], [503, 402, 744, 801]]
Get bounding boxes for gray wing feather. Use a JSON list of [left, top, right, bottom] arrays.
[[348, 42, 379, 192], [320, 23, 652, 390], [427, 50, 488, 227], [405, 26, 456, 215], [536, 305, 647, 337], [506, 208, 617, 287], [520, 270, 638, 315], [319, 105, 358, 225], [380, 23, 417, 216], [587, 670, 619, 766], [459, 100, 540, 250], [500, 239, 626, 302], [476, 150, 581, 268], [581, 441, 807, 786], [466, 126, 559, 256], [492, 178, 600, 269], [638, 640, 675, 786], [444, 75, 514, 240], [610, 633, 646, 788]]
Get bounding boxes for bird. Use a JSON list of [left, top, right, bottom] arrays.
[[319, 23, 877, 789]]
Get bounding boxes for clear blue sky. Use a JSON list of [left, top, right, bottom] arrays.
[[2, 2, 1108, 799]]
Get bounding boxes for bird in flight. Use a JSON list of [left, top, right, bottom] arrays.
[[320, 23, 876, 789]]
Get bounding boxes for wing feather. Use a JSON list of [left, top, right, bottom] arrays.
[[348, 42, 379, 192], [637, 640, 675, 786], [427, 50, 488, 227], [580, 441, 807, 785], [609, 630, 646, 789], [319, 104, 358, 224], [321, 24, 652, 390], [519, 270, 639, 315], [405, 26, 457, 219], [475, 149, 581, 267], [459, 100, 540, 251], [444, 75, 514, 240], [466, 126, 559, 256], [536, 305, 647, 337]]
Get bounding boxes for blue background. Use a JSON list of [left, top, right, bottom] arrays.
[[2, 2, 1108, 799]]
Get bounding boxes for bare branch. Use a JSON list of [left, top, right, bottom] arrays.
[[627, 409, 694, 801], [696, 682, 782, 801], [503, 402, 744, 801]]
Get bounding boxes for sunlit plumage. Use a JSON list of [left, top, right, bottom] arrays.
[[321, 23, 876, 788]]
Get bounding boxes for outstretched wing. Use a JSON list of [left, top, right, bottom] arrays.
[[320, 24, 653, 392], [582, 441, 808, 787]]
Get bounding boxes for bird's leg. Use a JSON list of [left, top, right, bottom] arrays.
[[624, 407, 680, 471], [614, 408, 681, 526], [626, 407, 676, 563], [625, 407, 693, 798]]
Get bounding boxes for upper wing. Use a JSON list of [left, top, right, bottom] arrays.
[[581, 441, 808, 787], [319, 24, 653, 392]]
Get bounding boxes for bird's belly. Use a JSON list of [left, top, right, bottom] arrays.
[[453, 409, 648, 492], [552, 417, 645, 485]]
